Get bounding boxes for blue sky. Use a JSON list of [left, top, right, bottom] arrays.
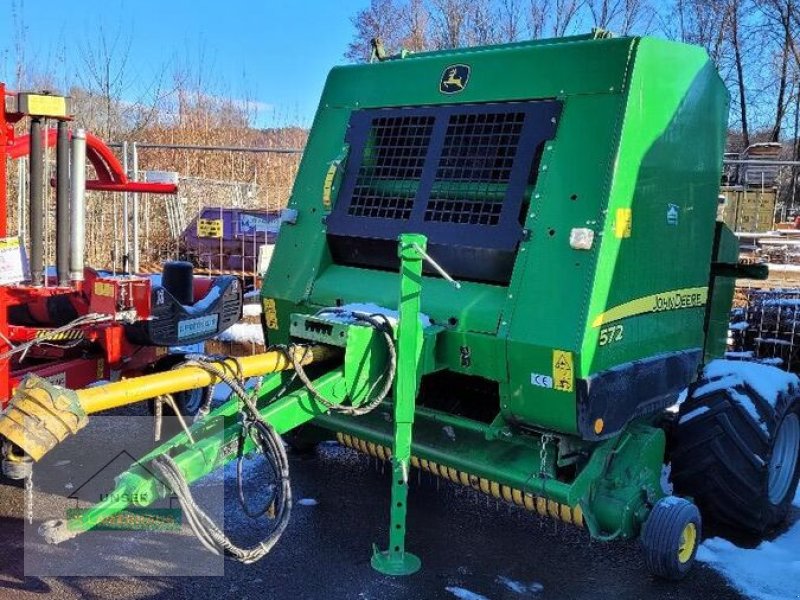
[[0, 0, 368, 126]]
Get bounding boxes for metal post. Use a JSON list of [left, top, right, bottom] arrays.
[[55, 121, 70, 287], [69, 129, 87, 284], [132, 142, 140, 273], [29, 117, 44, 286], [122, 141, 129, 273], [17, 158, 25, 244], [371, 233, 425, 576]]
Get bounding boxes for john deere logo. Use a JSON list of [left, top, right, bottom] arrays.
[[440, 64, 470, 94]]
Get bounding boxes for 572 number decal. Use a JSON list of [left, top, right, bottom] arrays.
[[598, 324, 624, 346]]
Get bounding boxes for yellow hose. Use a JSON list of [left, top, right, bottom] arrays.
[[79, 345, 336, 414], [0, 345, 337, 461]]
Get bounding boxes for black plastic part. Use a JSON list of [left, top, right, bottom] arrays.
[[671, 368, 800, 534], [711, 261, 769, 280], [162, 261, 195, 306], [125, 276, 242, 346], [326, 101, 562, 285], [575, 349, 702, 441], [46, 294, 80, 326], [641, 496, 701, 580]]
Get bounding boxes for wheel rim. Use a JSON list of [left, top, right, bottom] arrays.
[[182, 388, 205, 416], [768, 413, 800, 505], [677, 522, 697, 564]]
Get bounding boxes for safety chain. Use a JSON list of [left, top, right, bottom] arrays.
[[539, 433, 554, 479]]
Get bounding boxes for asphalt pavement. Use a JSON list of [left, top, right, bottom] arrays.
[[0, 405, 748, 600]]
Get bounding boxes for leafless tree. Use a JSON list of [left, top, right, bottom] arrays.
[[403, 0, 430, 51], [430, 0, 469, 48], [346, 0, 408, 61], [499, 0, 524, 41]]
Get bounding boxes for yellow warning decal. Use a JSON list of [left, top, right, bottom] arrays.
[[552, 350, 574, 393], [614, 208, 632, 238], [35, 329, 84, 341], [94, 281, 115, 297], [22, 93, 68, 118], [322, 162, 339, 210], [197, 219, 223, 238], [592, 286, 708, 328], [0, 237, 21, 251], [263, 298, 279, 330]]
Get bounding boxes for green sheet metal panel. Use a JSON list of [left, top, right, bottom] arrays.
[[262, 34, 730, 439]]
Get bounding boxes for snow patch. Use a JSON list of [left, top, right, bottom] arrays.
[[698, 490, 800, 600], [183, 286, 221, 315], [729, 388, 769, 434], [678, 406, 709, 424], [725, 351, 755, 359], [703, 359, 798, 407], [445, 587, 489, 600], [242, 303, 262, 317], [215, 323, 265, 345], [318, 303, 432, 328], [496, 575, 543, 594], [666, 388, 689, 414]]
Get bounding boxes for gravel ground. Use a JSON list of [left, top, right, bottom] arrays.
[[0, 407, 747, 600]]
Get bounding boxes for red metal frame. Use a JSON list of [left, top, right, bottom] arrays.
[[0, 83, 177, 404]]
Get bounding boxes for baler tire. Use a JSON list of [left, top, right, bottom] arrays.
[[641, 496, 701, 580], [671, 371, 800, 535], [146, 356, 208, 437], [283, 430, 318, 455]]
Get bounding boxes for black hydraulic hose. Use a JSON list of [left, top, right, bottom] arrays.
[[286, 311, 397, 416]]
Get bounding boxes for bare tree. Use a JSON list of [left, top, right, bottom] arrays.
[[403, 0, 430, 51], [430, 0, 469, 48], [346, 0, 408, 61], [526, 0, 583, 38], [729, 0, 751, 146], [499, 0, 524, 42]]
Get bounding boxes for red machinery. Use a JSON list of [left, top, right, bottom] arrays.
[[0, 85, 242, 407]]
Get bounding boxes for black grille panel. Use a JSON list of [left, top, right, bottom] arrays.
[[424, 111, 524, 226], [348, 115, 434, 220], [326, 101, 562, 284]]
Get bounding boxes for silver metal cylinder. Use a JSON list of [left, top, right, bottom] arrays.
[[69, 129, 87, 283]]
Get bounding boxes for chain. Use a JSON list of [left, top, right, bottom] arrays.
[[25, 469, 33, 525], [539, 433, 554, 479]]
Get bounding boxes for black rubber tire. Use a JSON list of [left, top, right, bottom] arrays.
[[146, 356, 208, 437], [671, 367, 800, 534], [283, 425, 324, 455], [641, 496, 702, 580]]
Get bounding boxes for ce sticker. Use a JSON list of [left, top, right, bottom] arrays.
[[531, 373, 554, 389]]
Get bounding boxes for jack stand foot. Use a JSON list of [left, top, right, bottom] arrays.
[[371, 546, 421, 576]]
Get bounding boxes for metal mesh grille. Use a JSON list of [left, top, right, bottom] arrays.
[[327, 101, 562, 284], [424, 111, 524, 225], [347, 115, 434, 220]]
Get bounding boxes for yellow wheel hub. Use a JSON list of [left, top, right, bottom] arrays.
[[678, 522, 697, 563]]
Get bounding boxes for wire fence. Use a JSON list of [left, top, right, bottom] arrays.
[[6, 140, 304, 274]]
